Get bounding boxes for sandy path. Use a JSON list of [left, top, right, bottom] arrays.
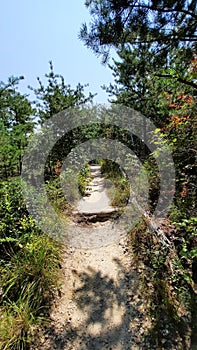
[[77, 165, 114, 214], [37, 240, 150, 350], [35, 165, 151, 349]]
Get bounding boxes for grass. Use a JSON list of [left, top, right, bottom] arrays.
[[2, 234, 61, 303], [0, 178, 63, 349], [0, 298, 43, 350], [0, 219, 62, 349]]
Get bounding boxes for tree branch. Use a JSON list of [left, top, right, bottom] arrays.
[[132, 4, 197, 20], [155, 74, 197, 89]]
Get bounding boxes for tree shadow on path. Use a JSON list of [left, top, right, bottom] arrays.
[[43, 258, 146, 350]]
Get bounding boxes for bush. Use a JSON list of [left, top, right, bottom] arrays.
[[0, 178, 62, 349], [100, 159, 130, 208]]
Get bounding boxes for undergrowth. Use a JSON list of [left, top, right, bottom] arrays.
[[78, 163, 92, 196], [0, 178, 62, 350], [129, 218, 193, 349], [46, 163, 91, 212], [99, 159, 130, 208]]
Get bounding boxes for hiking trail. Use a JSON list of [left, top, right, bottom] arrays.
[[34, 165, 157, 349]]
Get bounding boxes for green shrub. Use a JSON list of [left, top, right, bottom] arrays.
[[0, 233, 61, 349], [2, 234, 61, 304], [99, 159, 130, 208], [78, 163, 91, 196], [0, 178, 62, 349], [0, 178, 40, 259]]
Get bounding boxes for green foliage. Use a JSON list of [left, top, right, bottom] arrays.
[[171, 217, 197, 273], [143, 156, 160, 213], [0, 77, 35, 179], [0, 21, 195, 345], [0, 66, 97, 349], [45, 164, 92, 212], [0, 179, 36, 249], [104, 45, 167, 124], [0, 301, 38, 350], [30, 61, 95, 122], [45, 177, 69, 213], [100, 159, 130, 208], [0, 179, 62, 349], [1, 234, 61, 307], [78, 163, 92, 196], [0, 233, 61, 349], [129, 219, 191, 348], [80, 0, 196, 72]]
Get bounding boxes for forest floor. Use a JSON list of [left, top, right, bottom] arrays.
[[34, 165, 190, 350]]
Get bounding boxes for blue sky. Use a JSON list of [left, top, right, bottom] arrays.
[[0, 0, 115, 103]]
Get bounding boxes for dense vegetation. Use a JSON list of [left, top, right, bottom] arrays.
[[0, 65, 95, 349], [80, 0, 197, 347], [0, 1, 196, 348]]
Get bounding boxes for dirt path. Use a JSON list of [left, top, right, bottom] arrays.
[[77, 164, 113, 214], [35, 165, 152, 349], [37, 241, 151, 350]]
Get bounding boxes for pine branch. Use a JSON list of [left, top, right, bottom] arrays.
[[155, 74, 197, 89], [132, 4, 197, 20]]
